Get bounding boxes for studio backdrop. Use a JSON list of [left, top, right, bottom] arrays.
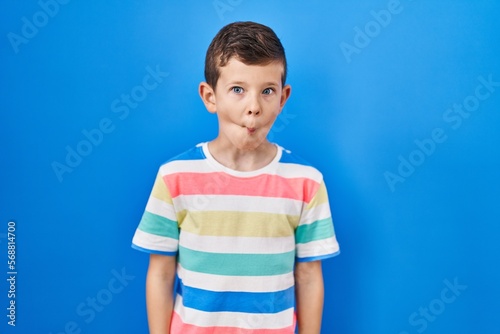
[[1, 1, 499, 333]]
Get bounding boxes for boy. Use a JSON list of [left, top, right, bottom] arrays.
[[132, 21, 340, 333]]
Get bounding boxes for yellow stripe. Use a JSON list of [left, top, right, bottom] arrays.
[[305, 182, 329, 209], [151, 172, 173, 204], [177, 210, 299, 237]]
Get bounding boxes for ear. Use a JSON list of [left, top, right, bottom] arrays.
[[279, 84, 292, 110], [199, 82, 217, 114]]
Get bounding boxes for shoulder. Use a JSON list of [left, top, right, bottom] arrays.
[[278, 146, 313, 166], [158, 143, 207, 175], [277, 145, 324, 183], [165, 143, 206, 163]]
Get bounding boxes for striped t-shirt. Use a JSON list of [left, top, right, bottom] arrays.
[[131, 142, 340, 333]]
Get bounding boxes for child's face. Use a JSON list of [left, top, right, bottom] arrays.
[[200, 58, 291, 151]]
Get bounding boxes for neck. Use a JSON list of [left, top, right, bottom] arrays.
[[208, 137, 276, 172]]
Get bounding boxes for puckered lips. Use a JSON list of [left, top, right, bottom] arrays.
[[242, 123, 257, 135]]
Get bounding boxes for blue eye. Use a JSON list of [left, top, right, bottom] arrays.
[[232, 87, 243, 94], [262, 88, 274, 95]]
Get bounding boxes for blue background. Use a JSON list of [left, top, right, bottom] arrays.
[[1, 1, 499, 333]]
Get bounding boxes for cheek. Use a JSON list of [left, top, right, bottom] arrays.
[[267, 102, 282, 116], [268, 97, 284, 111], [262, 114, 280, 128]]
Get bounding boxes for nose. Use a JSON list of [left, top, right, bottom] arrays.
[[247, 109, 260, 115], [247, 95, 261, 116]]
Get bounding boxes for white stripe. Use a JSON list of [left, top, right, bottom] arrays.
[[160, 159, 214, 175], [174, 295, 294, 329], [145, 196, 177, 221], [299, 202, 331, 226], [296, 236, 339, 258], [179, 230, 295, 254], [159, 154, 323, 182], [173, 194, 303, 215], [177, 264, 294, 293], [276, 162, 323, 181], [132, 229, 178, 252]]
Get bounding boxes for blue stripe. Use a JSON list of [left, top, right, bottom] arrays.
[[296, 250, 340, 263], [278, 149, 313, 166], [165, 145, 205, 164], [176, 278, 294, 314], [131, 244, 177, 256]]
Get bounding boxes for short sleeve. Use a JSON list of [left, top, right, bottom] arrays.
[[295, 181, 340, 262], [131, 170, 179, 256]]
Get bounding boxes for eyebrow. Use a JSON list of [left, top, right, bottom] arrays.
[[227, 81, 246, 86], [226, 81, 280, 87]]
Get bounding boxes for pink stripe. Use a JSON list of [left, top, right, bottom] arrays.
[[170, 311, 296, 334], [164, 172, 319, 203]]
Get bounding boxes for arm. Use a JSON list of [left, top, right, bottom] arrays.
[[294, 260, 324, 334], [146, 254, 177, 334]]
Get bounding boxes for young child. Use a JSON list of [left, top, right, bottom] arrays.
[[132, 21, 340, 334]]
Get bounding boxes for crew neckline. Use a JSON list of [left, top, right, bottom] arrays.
[[200, 142, 282, 177]]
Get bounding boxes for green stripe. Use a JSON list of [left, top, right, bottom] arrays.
[[295, 218, 334, 244], [179, 246, 295, 276], [138, 211, 179, 239]]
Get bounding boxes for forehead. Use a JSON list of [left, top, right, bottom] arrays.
[[218, 58, 284, 86]]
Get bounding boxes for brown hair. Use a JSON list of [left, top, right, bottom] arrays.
[[204, 21, 287, 89]]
